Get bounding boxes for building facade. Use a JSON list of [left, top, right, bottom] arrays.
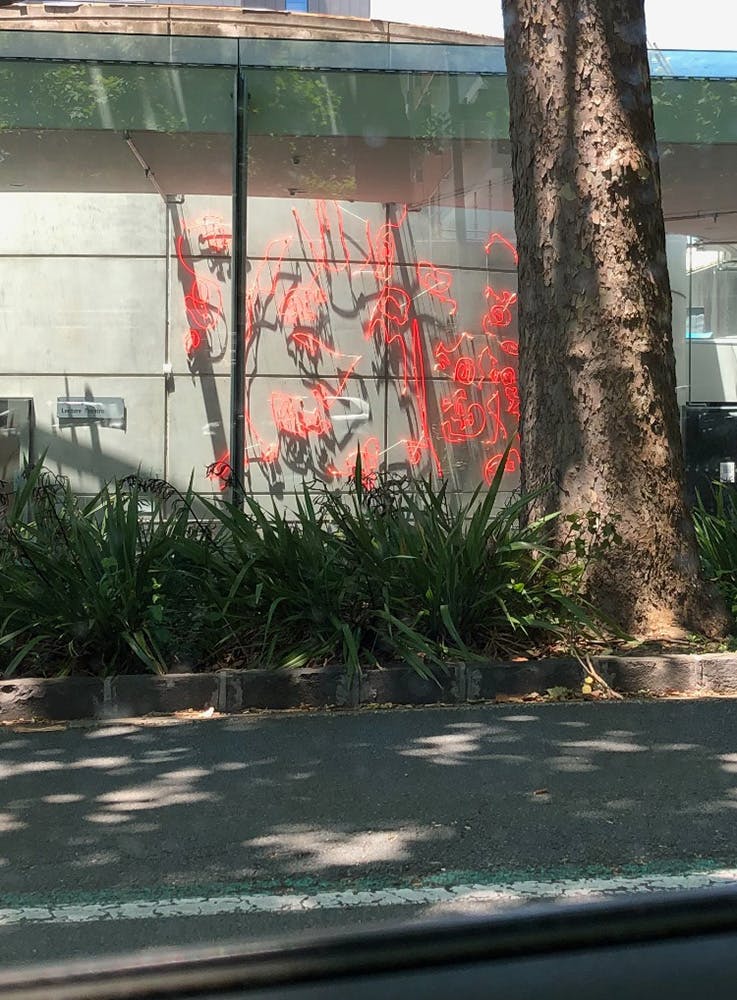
[[0, 5, 735, 507]]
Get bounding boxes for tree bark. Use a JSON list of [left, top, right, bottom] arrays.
[[501, 0, 730, 637]]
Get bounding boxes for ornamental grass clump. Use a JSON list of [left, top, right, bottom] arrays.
[[693, 485, 737, 620], [0, 449, 610, 678], [0, 467, 213, 676]]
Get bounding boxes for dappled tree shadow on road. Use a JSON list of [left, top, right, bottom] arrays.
[[2, 702, 737, 907]]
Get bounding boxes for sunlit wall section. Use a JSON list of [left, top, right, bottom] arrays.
[[241, 69, 518, 508], [0, 62, 233, 497]]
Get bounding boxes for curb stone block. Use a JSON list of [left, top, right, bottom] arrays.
[[450, 663, 467, 702], [237, 665, 352, 710], [597, 656, 701, 695], [335, 672, 360, 708], [108, 674, 219, 718], [467, 659, 584, 701], [5, 654, 737, 722], [358, 665, 459, 705], [217, 670, 245, 713], [294, 665, 357, 707], [234, 670, 300, 711], [0, 677, 104, 722], [700, 655, 737, 694]]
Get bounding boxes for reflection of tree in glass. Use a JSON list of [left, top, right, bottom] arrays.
[[249, 72, 343, 135], [247, 73, 356, 196], [652, 79, 737, 144], [419, 109, 453, 155], [0, 64, 231, 133]]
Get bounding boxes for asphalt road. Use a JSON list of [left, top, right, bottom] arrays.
[[2, 699, 737, 968]]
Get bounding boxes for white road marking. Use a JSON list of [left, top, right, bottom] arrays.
[[3, 870, 737, 925]]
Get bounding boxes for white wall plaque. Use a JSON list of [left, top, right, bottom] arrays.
[[57, 397, 125, 422]]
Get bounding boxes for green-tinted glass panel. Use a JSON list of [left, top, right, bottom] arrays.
[[0, 63, 233, 133], [653, 78, 737, 144], [247, 70, 508, 141]]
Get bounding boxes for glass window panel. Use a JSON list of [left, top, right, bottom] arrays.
[[0, 62, 234, 497], [244, 68, 517, 497], [653, 79, 737, 144], [657, 95, 737, 405], [241, 38, 391, 72], [0, 29, 238, 66], [239, 39, 504, 74], [650, 49, 737, 79], [388, 42, 506, 74]]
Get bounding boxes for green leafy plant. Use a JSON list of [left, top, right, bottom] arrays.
[[313, 449, 608, 673], [0, 451, 614, 680], [693, 485, 737, 618], [194, 442, 611, 677], [0, 466, 212, 677]]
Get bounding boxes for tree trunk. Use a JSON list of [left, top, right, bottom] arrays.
[[501, 0, 730, 637]]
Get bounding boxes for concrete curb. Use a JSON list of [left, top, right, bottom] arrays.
[[1, 653, 735, 722]]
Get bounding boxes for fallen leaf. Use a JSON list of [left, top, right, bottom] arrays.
[[174, 706, 217, 719]]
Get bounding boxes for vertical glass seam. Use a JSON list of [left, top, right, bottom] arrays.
[[229, 54, 248, 506]]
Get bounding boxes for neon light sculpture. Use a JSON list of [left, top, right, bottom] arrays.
[[198, 215, 232, 256], [175, 228, 227, 361], [178, 198, 521, 490]]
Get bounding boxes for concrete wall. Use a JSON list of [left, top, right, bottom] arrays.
[[686, 251, 737, 403], [668, 235, 690, 410], [0, 188, 521, 501], [0, 191, 232, 498]]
